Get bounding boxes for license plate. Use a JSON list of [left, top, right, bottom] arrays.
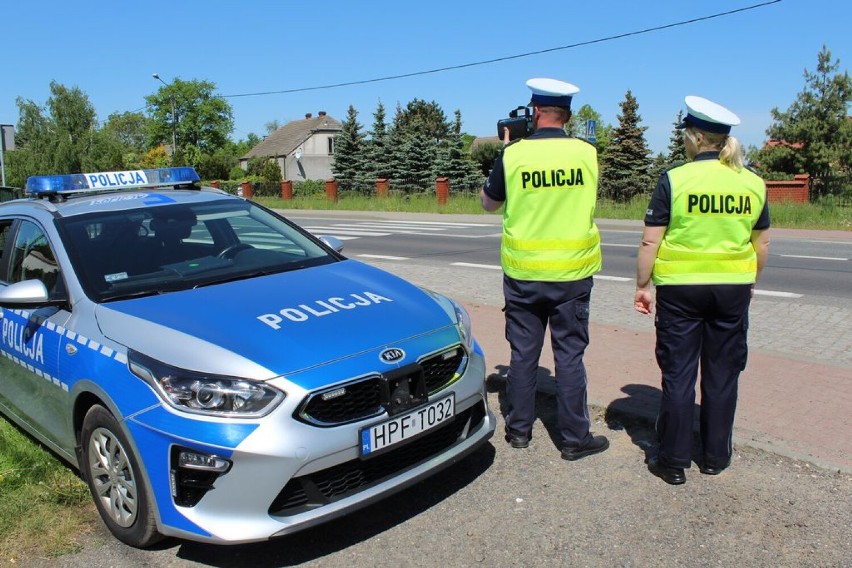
[[360, 394, 455, 457]]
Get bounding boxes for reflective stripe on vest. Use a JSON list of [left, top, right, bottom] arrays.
[[502, 137, 601, 281], [653, 160, 766, 285]]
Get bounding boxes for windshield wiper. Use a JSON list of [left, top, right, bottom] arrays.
[[192, 269, 281, 289]]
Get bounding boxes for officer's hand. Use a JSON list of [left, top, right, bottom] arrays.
[[502, 127, 511, 145], [634, 289, 654, 315]]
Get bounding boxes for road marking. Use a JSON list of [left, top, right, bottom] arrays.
[[594, 275, 633, 282], [754, 290, 804, 298], [357, 254, 409, 261], [303, 226, 391, 237], [451, 262, 502, 270], [780, 254, 848, 261]]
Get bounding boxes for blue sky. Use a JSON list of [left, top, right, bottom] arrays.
[[2, 0, 849, 155]]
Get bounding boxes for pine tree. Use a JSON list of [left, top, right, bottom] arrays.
[[750, 45, 852, 184], [331, 105, 367, 191], [598, 90, 653, 202], [433, 110, 484, 191], [395, 133, 435, 190], [651, 110, 687, 181], [364, 100, 393, 182]]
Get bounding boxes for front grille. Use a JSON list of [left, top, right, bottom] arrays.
[[301, 377, 383, 425], [269, 401, 487, 516], [297, 346, 467, 426], [422, 347, 466, 393]]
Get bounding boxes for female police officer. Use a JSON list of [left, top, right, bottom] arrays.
[[634, 96, 770, 485]]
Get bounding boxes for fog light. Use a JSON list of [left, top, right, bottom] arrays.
[[171, 447, 232, 507], [179, 450, 230, 472]]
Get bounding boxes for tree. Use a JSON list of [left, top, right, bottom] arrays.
[[5, 81, 101, 186], [433, 110, 483, 190], [102, 111, 150, 153], [651, 110, 686, 181], [568, 104, 612, 155], [101, 111, 151, 169], [750, 45, 852, 183], [264, 120, 281, 135], [331, 105, 367, 191], [395, 132, 435, 189], [145, 78, 234, 164], [364, 101, 393, 181], [470, 140, 502, 176], [598, 90, 653, 202], [394, 98, 451, 143]]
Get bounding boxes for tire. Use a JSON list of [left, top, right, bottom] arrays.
[[81, 405, 163, 548]]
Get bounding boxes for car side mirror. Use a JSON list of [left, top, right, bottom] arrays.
[[319, 236, 344, 254], [0, 280, 50, 306]]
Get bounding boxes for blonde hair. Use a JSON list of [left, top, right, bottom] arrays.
[[686, 127, 744, 171]]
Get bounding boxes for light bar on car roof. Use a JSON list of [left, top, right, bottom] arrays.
[[25, 167, 201, 196]]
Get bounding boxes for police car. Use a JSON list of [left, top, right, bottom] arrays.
[[0, 167, 495, 547]]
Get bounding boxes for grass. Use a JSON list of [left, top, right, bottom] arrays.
[[254, 193, 852, 230], [0, 418, 94, 562]]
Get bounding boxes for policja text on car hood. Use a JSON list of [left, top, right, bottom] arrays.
[[95, 260, 456, 378]]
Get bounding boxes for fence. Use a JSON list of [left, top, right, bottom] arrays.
[[210, 176, 484, 202], [810, 172, 852, 205]]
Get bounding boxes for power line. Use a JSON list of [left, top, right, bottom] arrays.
[[220, 1, 782, 100]]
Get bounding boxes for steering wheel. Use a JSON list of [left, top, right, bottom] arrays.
[[216, 243, 253, 259]]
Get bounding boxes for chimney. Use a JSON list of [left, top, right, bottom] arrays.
[[318, 111, 327, 117], [305, 113, 312, 119]]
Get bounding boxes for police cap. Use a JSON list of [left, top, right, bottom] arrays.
[[526, 78, 579, 110], [676, 95, 741, 134]]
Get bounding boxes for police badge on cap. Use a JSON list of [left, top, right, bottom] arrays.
[[676, 95, 741, 134], [526, 78, 580, 110]]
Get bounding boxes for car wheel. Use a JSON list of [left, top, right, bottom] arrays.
[[81, 405, 163, 548]]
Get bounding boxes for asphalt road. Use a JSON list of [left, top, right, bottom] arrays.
[[32, 212, 852, 568], [289, 213, 852, 304]]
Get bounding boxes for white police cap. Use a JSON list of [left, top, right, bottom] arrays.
[[677, 95, 741, 134], [526, 78, 579, 109]]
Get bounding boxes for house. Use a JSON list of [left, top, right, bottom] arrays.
[[240, 112, 342, 181]]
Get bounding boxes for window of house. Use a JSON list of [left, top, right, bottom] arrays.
[[327, 137, 335, 155]]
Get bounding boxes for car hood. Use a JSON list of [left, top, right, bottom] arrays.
[[95, 260, 457, 379]]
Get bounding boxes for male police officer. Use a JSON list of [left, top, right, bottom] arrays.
[[481, 78, 609, 461], [634, 96, 770, 484]]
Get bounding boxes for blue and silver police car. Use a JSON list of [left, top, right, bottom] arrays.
[[0, 167, 495, 547]]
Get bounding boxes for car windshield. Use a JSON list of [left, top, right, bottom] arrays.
[[58, 199, 337, 302]]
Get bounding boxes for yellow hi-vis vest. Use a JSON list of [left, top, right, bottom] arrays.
[[501, 137, 601, 281], [653, 159, 766, 285]]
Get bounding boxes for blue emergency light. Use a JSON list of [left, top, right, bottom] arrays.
[[25, 167, 201, 196]]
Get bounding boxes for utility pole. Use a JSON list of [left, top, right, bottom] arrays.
[[152, 73, 178, 162]]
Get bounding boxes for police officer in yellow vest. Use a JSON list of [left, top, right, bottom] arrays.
[[635, 96, 771, 485], [481, 78, 609, 461]]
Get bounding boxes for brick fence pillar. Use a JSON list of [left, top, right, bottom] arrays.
[[240, 180, 253, 199], [325, 179, 339, 203], [281, 180, 293, 200], [376, 178, 389, 198], [436, 177, 449, 205], [209, 180, 220, 189]]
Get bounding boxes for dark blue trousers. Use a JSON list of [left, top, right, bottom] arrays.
[[654, 284, 752, 469], [503, 275, 594, 449]]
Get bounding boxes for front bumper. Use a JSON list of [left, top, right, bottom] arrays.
[[130, 351, 495, 544]]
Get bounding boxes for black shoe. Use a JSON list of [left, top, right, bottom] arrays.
[[699, 463, 728, 475], [648, 456, 686, 485], [504, 429, 530, 449], [561, 435, 609, 461]]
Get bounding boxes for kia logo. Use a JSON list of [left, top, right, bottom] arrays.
[[379, 348, 405, 364]]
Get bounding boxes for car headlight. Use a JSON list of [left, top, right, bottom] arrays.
[[128, 351, 284, 418], [422, 289, 475, 353]]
